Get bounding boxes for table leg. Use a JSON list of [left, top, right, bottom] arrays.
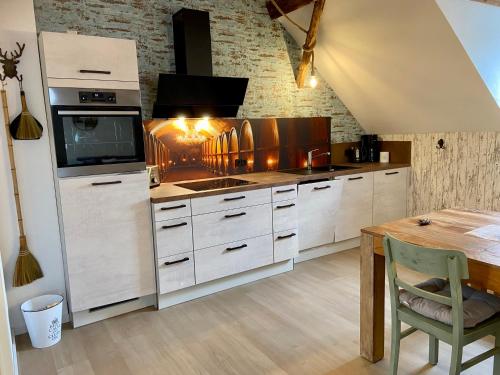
[[360, 233, 385, 362]]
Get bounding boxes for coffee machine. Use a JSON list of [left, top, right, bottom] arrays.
[[360, 134, 379, 162]]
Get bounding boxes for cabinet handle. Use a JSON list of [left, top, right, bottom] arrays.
[[164, 257, 189, 266], [223, 195, 246, 201], [224, 212, 246, 218], [160, 204, 187, 211], [79, 69, 111, 75], [91, 180, 122, 186], [348, 176, 363, 181], [276, 188, 295, 194], [162, 222, 188, 229], [276, 203, 296, 209], [277, 233, 297, 240], [314, 185, 331, 191], [226, 244, 247, 252], [385, 171, 400, 175]]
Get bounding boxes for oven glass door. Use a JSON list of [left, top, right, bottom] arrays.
[[52, 107, 145, 174]]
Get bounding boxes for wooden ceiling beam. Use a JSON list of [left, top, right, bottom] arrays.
[[266, 0, 315, 20]]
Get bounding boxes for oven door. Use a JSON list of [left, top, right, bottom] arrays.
[[51, 106, 145, 177]]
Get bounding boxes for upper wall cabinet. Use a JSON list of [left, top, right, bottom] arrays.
[[373, 168, 408, 225], [39, 32, 139, 86]]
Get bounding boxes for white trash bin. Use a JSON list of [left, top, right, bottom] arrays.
[[21, 294, 63, 348]]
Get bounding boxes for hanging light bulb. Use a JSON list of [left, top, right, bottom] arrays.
[[309, 51, 318, 88]]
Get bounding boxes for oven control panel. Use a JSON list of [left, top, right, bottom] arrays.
[[79, 91, 116, 104]]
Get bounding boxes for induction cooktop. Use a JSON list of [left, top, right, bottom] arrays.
[[175, 178, 257, 192]]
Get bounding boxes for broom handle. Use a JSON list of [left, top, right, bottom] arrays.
[[1, 89, 25, 237]]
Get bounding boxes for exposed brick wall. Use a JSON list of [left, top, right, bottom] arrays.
[[33, 0, 364, 142]]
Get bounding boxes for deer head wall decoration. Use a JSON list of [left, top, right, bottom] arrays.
[[0, 42, 26, 83]]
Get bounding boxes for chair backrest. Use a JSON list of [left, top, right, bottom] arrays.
[[383, 234, 469, 326]]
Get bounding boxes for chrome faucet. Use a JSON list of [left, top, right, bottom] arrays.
[[307, 149, 331, 170]]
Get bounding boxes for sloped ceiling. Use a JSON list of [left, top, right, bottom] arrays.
[[280, 0, 500, 134]]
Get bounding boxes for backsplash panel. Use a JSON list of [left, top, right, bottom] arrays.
[[33, 0, 364, 143]]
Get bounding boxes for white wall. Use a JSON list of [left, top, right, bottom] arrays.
[[0, 0, 67, 334], [437, 0, 500, 106], [281, 0, 500, 134]]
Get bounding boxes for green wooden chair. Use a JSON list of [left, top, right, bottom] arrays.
[[383, 234, 500, 375]]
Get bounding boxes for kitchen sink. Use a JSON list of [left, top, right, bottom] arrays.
[[280, 165, 360, 175]]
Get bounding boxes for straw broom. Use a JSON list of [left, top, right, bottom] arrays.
[[1, 86, 43, 286]]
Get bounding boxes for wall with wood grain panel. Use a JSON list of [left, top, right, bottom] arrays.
[[380, 132, 500, 216]]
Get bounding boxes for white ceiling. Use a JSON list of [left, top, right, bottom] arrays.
[[281, 0, 500, 134]]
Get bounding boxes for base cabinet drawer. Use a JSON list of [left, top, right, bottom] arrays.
[[153, 199, 191, 222], [155, 217, 193, 258], [191, 188, 271, 215], [192, 203, 272, 250], [273, 199, 297, 232], [194, 235, 274, 284], [158, 252, 195, 294], [274, 229, 299, 263], [272, 185, 297, 202]]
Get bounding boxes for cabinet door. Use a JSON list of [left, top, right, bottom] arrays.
[[59, 172, 155, 312], [373, 168, 408, 225], [155, 217, 193, 258], [274, 229, 299, 262], [157, 252, 195, 294], [272, 199, 298, 232], [40, 32, 139, 82], [297, 179, 344, 251], [335, 173, 374, 242]]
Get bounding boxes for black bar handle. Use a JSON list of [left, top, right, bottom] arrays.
[[348, 176, 364, 181], [160, 204, 187, 211], [162, 222, 188, 230], [226, 244, 248, 252], [164, 257, 189, 266], [91, 180, 122, 186], [314, 185, 331, 191], [277, 233, 297, 240], [385, 171, 400, 175], [79, 69, 111, 75], [224, 196, 246, 201], [276, 203, 296, 209], [276, 188, 295, 194], [224, 212, 246, 219]]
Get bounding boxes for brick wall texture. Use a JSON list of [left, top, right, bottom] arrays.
[[33, 0, 364, 142]]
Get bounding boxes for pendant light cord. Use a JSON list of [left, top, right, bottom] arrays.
[[269, 0, 309, 34]]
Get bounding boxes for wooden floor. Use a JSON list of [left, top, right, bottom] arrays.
[[16, 248, 494, 375]]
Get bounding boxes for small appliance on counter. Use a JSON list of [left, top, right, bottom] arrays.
[[346, 145, 362, 163], [147, 165, 161, 188], [361, 134, 380, 162]]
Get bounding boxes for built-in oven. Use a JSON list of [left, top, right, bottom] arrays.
[[48, 87, 146, 177]]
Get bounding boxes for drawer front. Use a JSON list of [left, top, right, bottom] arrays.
[[195, 235, 274, 284], [192, 203, 272, 250], [272, 184, 297, 202], [335, 172, 374, 242], [155, 217, 193, 258], [373, 168, 408, 225], [191, 188, 271, 215], [272, 199, 298, 232], [274, 229, 299, 263], [153, 199, 192, 221], [157, 252, 195, 294]]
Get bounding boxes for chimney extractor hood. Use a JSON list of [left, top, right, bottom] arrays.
[[153, 8, 249, 119]]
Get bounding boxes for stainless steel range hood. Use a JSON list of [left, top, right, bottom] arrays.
[[153, 8, 249, 119]]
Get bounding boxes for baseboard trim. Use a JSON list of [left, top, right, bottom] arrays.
[[295, 237, 360, 263], [72, 294, 155, 328], [158, 260, 294, 310]]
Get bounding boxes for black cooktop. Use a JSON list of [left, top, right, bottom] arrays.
[[175, 178, 257, 192]]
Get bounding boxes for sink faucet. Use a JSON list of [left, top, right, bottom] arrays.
[[307, 149, 331, 170]]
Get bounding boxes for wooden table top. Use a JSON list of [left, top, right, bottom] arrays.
[[362, 208, 500, 268]]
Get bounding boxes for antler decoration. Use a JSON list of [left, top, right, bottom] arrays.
[[0, 42, 26, 83]]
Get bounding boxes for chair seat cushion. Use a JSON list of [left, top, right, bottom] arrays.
[[399, 278, 500, 328]]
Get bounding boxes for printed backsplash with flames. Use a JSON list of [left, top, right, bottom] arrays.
[[143, 117, 330, 182]]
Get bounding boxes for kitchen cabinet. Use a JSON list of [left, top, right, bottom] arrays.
[[297, 179, 343, 251], [157, 252, 195, 294], [58, 171, 155, 312], [335, 172, 374, 242], [191, 188, 270, 215], [373, 168, 408, 225], [155, 217, 193, 258], [273, 229, 299, 263]]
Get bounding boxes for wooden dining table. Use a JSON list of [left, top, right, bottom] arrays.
[[359, 208, 500, 362]]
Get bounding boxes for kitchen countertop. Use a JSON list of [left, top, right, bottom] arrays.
[[150, 162, 410, 203]]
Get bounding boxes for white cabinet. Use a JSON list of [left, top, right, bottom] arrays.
[[373, 168, 408, 225], [39, 32, 139, 85], [273, 229, 299, 262], [155, 217, 193, 258], [297, 179, 344, 251], [335, 172, 374, 242], [153, 199, 191, 222], [191, 188, 271, 215], [272, 199, 297, 232], [59, 171, 155, 312], [272, 185, 297, 202], [157, 252, 195, 294]]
